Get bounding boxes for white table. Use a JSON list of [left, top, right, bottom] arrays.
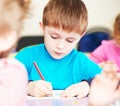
[[27, 90, 88, 106], [27, 90, 120, 106]]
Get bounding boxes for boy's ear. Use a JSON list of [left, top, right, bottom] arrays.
[[39, 22, 45, 35], [39, 22, 44, 30]]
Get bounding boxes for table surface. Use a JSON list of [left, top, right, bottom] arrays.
[[27, 97, 88, 106], [27, 90, 120, 106], [27, 90, 88, 106]]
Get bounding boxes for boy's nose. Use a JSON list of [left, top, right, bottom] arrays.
[[57, 40, 65, 49]]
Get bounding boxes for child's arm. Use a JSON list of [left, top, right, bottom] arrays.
[[27, 80, 53, 97], [99, 60, 119, 72], [89, 70, 120, 106], [61, 81, 90, 98]]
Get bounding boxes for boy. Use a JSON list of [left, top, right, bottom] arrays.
[[0, 0, 30, 106], [15, 0, 101, 98]]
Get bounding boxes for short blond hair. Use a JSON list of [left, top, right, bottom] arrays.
[[0, 0, 31, 35], [42, 0, 88, 35]]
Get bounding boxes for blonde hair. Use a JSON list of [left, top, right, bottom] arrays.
[[113, 14, 120, 36], [0, 0, 31, 35], [42, 0, 88, 35]]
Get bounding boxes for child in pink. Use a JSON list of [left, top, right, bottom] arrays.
[[89, 40, 120, 72], [0, 58, 28, 106], [0, 0, 30, 106], [89, 14, 120, 73]]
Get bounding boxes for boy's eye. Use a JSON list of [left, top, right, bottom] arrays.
[[67, 39, 74, 43], [51, 35, 59, 39]]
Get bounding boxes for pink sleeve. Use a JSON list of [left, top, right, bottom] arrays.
[[89, 45, 106, 63], [0, 58, 28, 106]]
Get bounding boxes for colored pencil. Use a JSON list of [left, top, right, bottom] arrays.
[[33, 61, 45, 80]]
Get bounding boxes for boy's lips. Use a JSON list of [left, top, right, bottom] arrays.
[[54, 51, 63, 55]]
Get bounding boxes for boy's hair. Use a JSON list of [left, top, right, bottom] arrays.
[[42, 0, 88, 35], [114, 14, 120, 35], [0, 0, 31, 35]]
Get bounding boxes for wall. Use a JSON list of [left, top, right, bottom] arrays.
[[21, 0, 120, 36]]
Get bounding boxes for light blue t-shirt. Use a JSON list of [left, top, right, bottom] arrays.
[[15, 44, 101, 90]]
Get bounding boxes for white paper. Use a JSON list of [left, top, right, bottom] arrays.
[[27, 90, 76, 99]]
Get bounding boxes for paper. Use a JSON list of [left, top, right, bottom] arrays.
[[51, 90, 63, 98], [27, 91, 88, 106], [27, 90, 120, 106], [27, 90, 75, 99]]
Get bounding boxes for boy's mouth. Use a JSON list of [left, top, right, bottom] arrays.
[[54, 51, 63, 55]]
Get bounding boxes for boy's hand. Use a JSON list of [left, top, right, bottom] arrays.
[[27, 80, 52, 97], [61, 81, 90, 98], [89, 70, 120, 106]]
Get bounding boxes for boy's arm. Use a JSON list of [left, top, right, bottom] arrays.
[[27, 80, 53, 97], [82, 78, 94, 86], [61, 80, 90, 98]]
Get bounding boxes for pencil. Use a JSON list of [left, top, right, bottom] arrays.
[[116, 80, 120, 90], [33, 61, 45, 80]]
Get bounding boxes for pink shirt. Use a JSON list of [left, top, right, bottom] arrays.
[[89, 40, 120, 72], [0, 58, 28, 106]]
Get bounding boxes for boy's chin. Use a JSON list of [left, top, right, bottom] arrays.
[[51, 55, 64, 60]]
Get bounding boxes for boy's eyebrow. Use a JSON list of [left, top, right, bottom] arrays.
[[67, 37, 75, 39], [53, 33, 60, 36], [48, 31, 60, 36], [48, 31, 77, 39]]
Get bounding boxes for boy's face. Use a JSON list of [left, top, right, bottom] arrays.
[[43, 26, 82, 59]]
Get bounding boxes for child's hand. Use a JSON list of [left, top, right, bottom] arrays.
[[89, 70, 120, 106], [27, 80, 52, 97], [99, 60, 119, 72], [61, 81, 90, 98]]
